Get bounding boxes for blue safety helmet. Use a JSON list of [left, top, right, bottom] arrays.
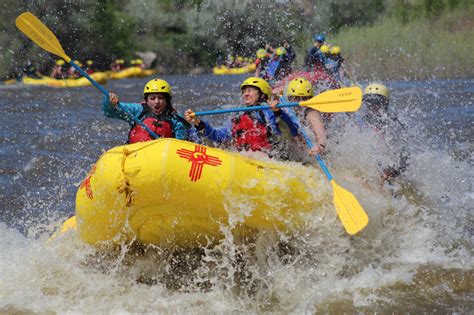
[[314, 34, 325, 43]]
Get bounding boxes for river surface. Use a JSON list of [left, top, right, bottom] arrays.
[[0, 75, 472, 313]]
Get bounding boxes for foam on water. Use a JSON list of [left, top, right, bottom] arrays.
[[1, 77, 472, 313], [1, 145, 471, 313]]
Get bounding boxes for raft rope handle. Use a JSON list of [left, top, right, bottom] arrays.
[[116, 141, 161, 206], [117, 148, 135, 207]]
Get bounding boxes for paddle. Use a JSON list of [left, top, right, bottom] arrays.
[[15, 12, 160, 139], [287, 107, 369, 235], [193, 86, 362, 117]]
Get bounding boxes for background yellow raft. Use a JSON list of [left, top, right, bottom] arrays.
[[107, 67, 157, 80], [212, 63, 256, 75], [75, 139, 329, 247], [22, 72, 108, 87]]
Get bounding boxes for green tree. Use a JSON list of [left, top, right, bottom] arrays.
[[86, 0, 138, 68], [328, 0, 385, 33]]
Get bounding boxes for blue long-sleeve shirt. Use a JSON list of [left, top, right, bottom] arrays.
[[324, 58, 340, 80], [196, 103, 300, 145], [304, 47, 327, 70], [102, 96, 189, 140]]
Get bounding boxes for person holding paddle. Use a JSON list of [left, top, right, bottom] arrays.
[[304, 34, 327, 71], [50, 59, 67, 79], [328, 46, 347, 84], [184, 77, 300, 160], [358, 83, 410, 182], [255, 47, 272, 79], [329, 46, 344, 68], [15, 8, 370, 235], [283, 77, 328, 157], [104, 78, 192, 143]]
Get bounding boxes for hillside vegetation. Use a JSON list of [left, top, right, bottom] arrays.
[[333, 5, 474, 80], [1, 0, 472, 80]]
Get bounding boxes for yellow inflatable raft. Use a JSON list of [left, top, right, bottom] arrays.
[[3, 79, 17, 85], [212, 63, 256, 75], [72, 139, 328, 247], [108, 67, 157, 80], [22, 72, 108, 88]]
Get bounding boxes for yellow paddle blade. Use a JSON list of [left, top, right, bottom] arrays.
[[330, 180, 368, 235], [300, 87, 362, 113], [15, 12, 71, 62], [48, 215, 77, 241]]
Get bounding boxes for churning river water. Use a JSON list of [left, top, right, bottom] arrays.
[[0, 74, 472, 313]]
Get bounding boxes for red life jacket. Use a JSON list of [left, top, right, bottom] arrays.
[[129, 117, 173, 143], [231, 113, 272, 151]]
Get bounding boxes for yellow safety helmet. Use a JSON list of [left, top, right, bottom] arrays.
[[74, 60, 82, 67], [286, 77, 314, 97], [320, 45, 330, 54], [136, 58, 143, 64], [143, 78, 172, 96], [86, 60, 93, 66], [131, 59, 137, 65], [256, 48, 266, 59], [237, 56, 244, 62], [240, 77, 272, 99], [56, 59, 65, 66], [364, 83, 389, 99], [330, 46, 341, 55], [275, 47, 287, 56]]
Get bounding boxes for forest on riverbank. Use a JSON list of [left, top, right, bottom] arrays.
[[1, 0, 472, 80]]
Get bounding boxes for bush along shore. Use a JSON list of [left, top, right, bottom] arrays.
[[332, 6, 474, 81], [1, 0, 472, 81]]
